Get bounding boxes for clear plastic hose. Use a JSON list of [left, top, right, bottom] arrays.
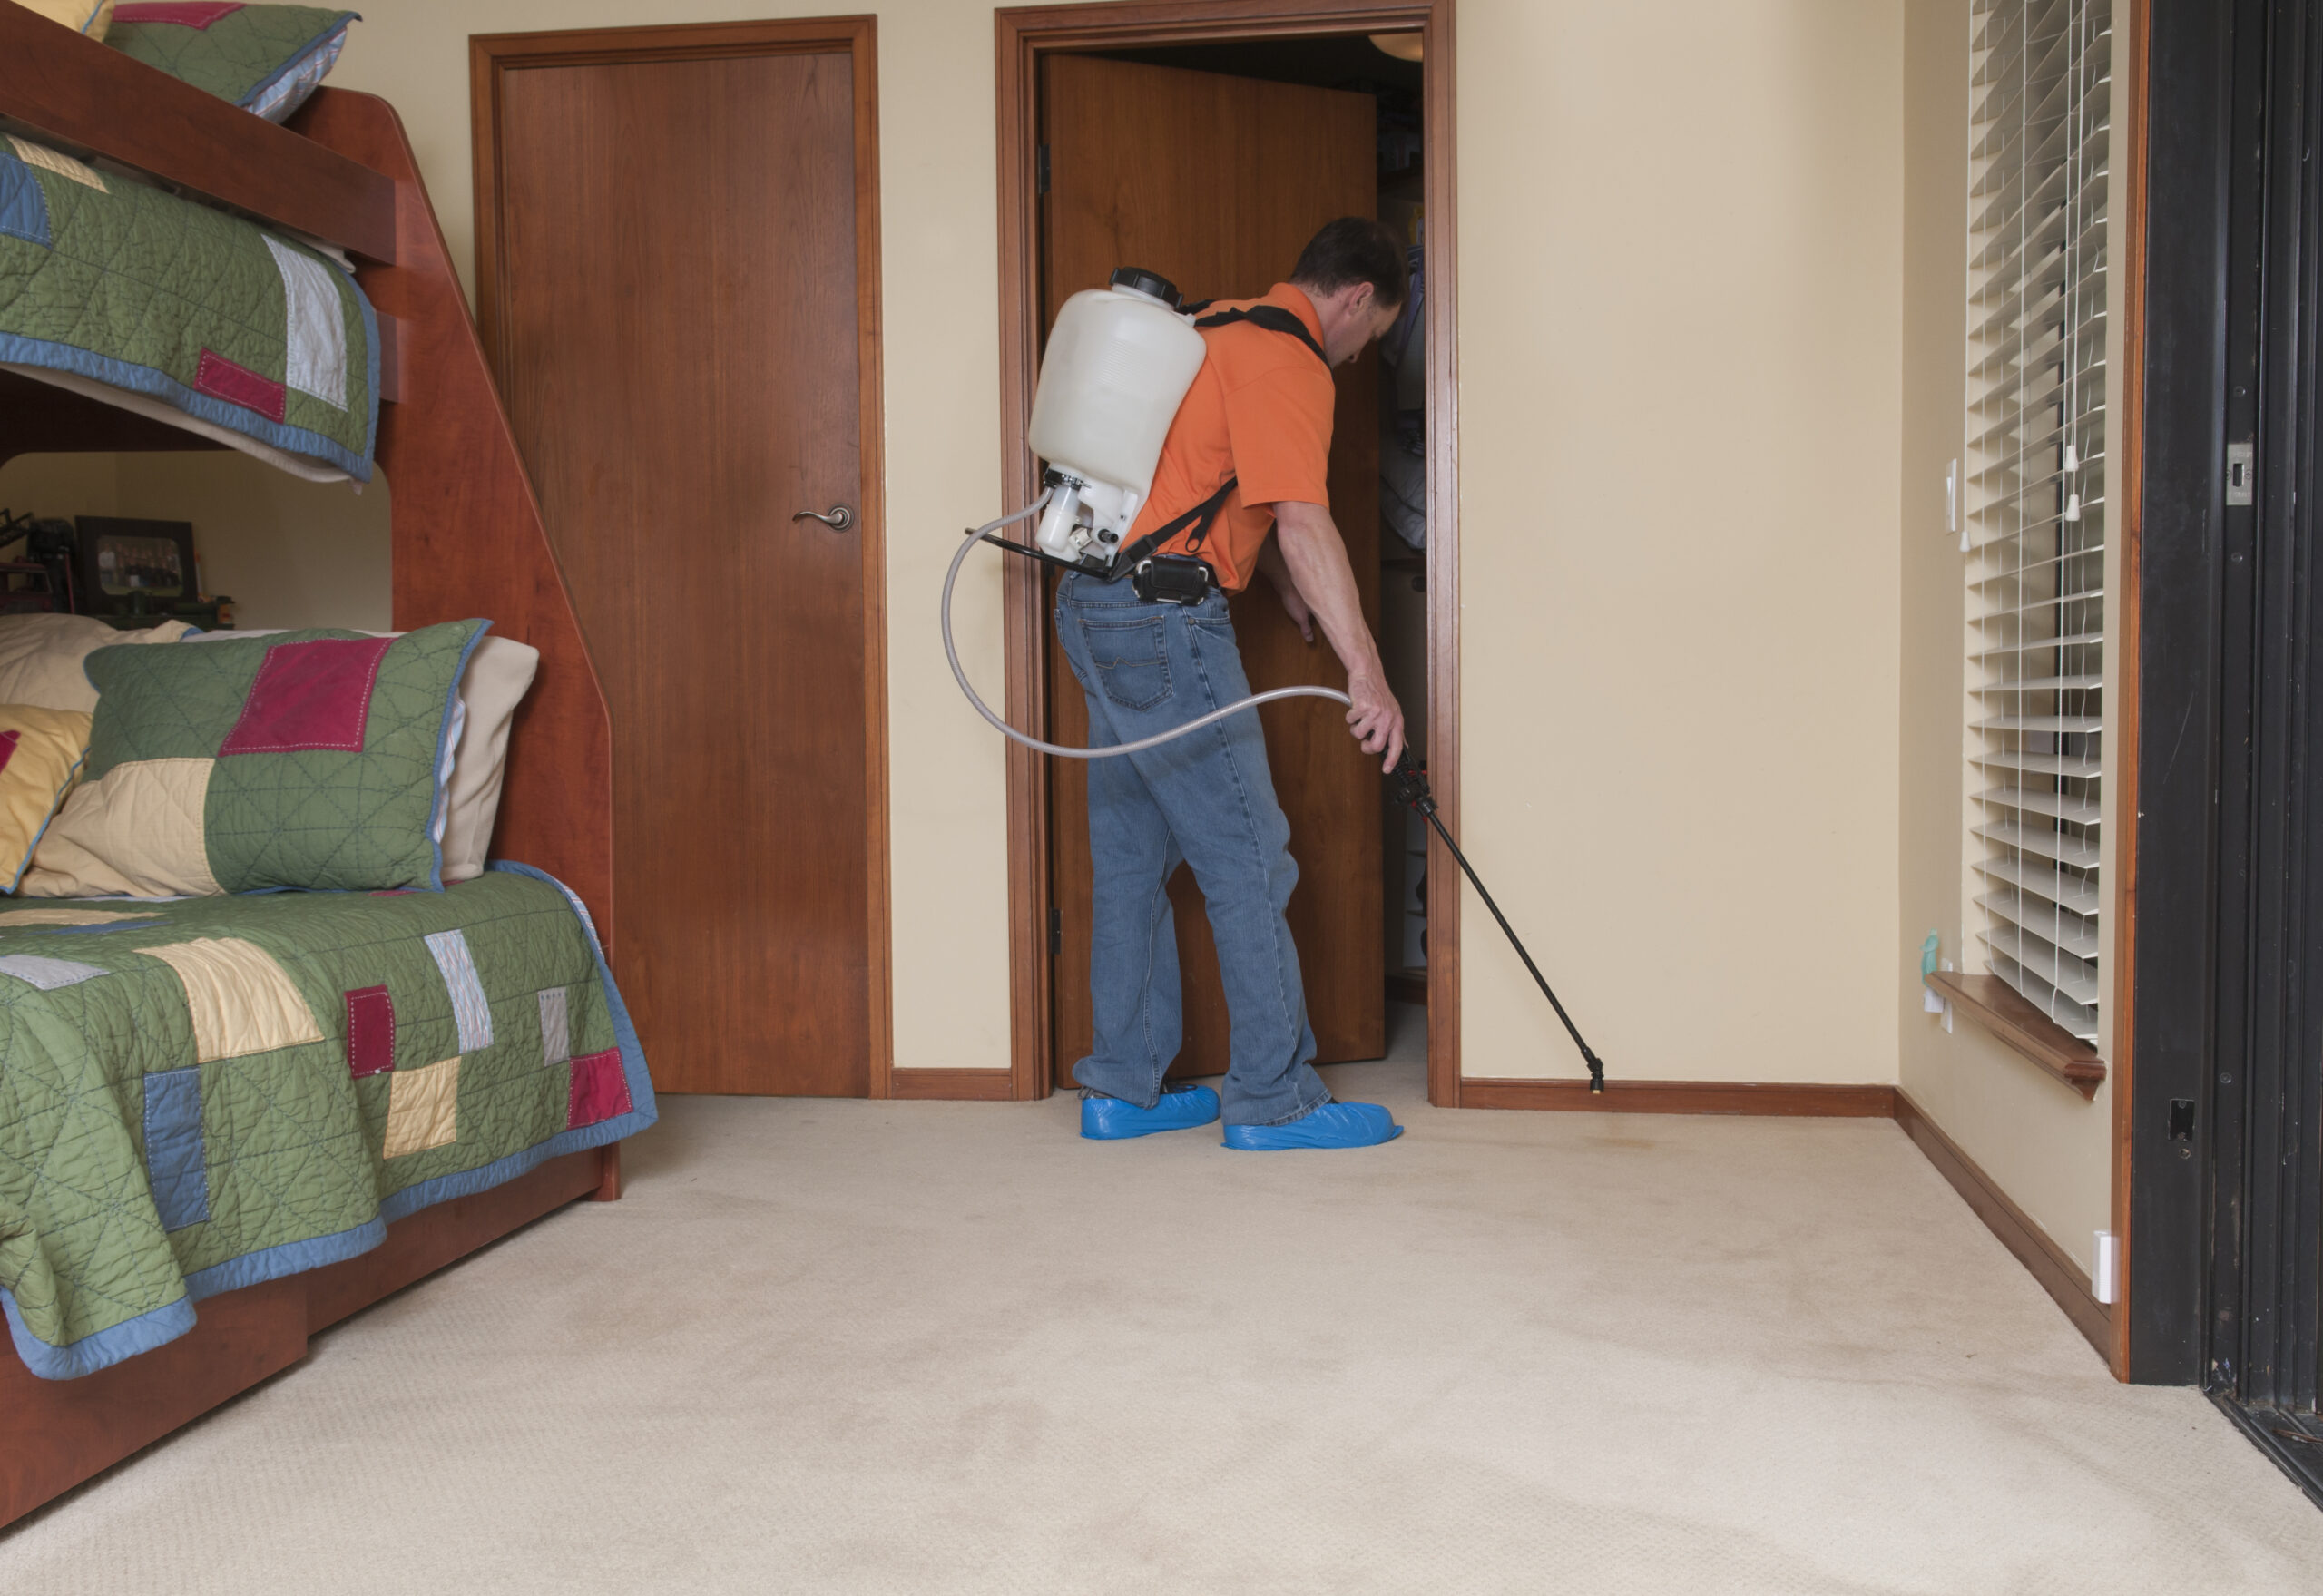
[[942, 494, 1354, 760]]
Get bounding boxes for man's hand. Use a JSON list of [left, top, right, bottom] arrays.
[[1269, 500, 1407, 772], [1346, 671, 1406, 771]]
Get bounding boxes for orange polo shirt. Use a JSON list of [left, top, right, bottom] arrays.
[[1128, 282, 1336, 593]]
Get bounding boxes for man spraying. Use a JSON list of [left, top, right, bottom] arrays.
[[1057, 217, 1411, 1150]]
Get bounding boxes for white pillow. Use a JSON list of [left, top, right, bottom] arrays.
[[437, 635, 537, 882], [180, 628, 539, 882], [0, 613, 195, 712]]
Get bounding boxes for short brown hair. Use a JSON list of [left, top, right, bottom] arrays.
[[1291, 217, 1409, 308]]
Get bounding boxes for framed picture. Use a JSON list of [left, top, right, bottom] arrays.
[[72, 517, 197, 617]]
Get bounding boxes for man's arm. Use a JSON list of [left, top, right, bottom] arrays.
[[1267, 500, 1406, 770], [1255, 538, 1316, 642]]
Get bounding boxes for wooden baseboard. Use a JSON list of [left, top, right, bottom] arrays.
[[887, 1069, 1019, 1102], [1458, 1078, 1899, 1117], [1895, 1088, 2110, 1359]]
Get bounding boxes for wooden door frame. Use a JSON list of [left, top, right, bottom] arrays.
[[469, 16, 896, 1097], [995, 0, 1462, 1104]]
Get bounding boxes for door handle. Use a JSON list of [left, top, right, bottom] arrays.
[[791, 504, 856, 532]]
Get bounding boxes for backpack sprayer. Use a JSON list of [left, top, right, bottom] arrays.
[[942, 268, 1605, 1092]]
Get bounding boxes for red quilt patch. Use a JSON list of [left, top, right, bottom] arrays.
[[344, 985, 394, 1078], [219, 635, 395, 756], [114, 4, 248, 28], [0, 729, 19, 775], [193, 349, 287, 423], [567, 1048, 632, 1130]]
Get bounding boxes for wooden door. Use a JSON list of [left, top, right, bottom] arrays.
[[1042, 55, 1384, 1085], [482, 29, 884, 1096]]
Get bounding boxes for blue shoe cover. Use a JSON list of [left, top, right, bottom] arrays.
[[1081, 1083, 1221, 1140], [1221, 1101, 1404, 1150]]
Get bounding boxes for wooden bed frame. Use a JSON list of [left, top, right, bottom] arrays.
[[0, 10, 624, 1525]]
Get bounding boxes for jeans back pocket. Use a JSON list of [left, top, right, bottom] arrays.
[[1083, 617, 1172, 711]]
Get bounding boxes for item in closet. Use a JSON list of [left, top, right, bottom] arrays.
[[14, 0, 114, 39], [0, 612, 192, 711], [0, 703, 92, 891], [21, 618, 485, 896], [105, 5, 356, 122]]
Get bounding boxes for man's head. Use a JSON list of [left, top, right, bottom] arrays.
[[1290, 217, 1410, 367]]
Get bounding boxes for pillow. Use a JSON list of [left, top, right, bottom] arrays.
[[19, 618, 485, 896], [437, 635, 538, 883], [179, 628, 540, 882], [0, 705, 92, 892], [106, 5, 356, 123], [0, 613, 195, 712], [14, 1, 116, 40]]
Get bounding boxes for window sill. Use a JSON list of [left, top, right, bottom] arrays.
[[1927, 973, 2106, 1101]]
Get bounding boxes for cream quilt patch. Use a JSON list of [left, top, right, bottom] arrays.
[[139, 936, 324, 1063], [383, 1056, 461, 1159]]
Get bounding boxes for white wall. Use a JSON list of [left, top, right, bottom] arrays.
[[5, 1, 1915, 1089], [1456, 1, 1906, 1082]]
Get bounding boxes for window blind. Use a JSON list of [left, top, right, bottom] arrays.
[[1963, 0, 2111, 1043]]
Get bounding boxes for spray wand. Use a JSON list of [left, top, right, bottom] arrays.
[[1388, 751, 1607, 1093]]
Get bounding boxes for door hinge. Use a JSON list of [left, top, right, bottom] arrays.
[[2227, 440, 2255, 505], [1048, 906, 1062, 956], [1037, 143, 1051, 196]]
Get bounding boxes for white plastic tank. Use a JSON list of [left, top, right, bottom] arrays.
[[1027, 269, 1208, 565]]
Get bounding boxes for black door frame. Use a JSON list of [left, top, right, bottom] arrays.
[[2129, 0, 2323, 1504]]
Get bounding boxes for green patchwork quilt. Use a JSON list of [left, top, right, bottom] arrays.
[[0, 867, 656, 1378], [0, 132, 377, 478]]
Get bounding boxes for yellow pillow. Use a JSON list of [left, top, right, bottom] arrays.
[[14, 1, 114, 39], [0, 705, 93, 892]]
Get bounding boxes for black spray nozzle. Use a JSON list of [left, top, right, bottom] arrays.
[[1388, 748, 1436, 816]]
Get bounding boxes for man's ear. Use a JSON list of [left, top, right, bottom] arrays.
[[1346, 281, 1376, 317]]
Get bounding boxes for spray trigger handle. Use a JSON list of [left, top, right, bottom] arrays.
[[1388, 749, 1438, 817]]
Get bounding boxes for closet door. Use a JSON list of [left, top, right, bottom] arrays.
[[481, 26, 884, 1096], [1042, 55, 1385, 1084]]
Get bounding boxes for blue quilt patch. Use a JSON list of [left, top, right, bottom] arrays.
[[142, 1068, 209, 1233], [0, 155, 50, 250]]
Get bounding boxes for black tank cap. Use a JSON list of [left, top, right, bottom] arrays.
[[1109, 267, 1181, 307]]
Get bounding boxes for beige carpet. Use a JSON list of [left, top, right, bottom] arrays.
[[6, 1007, 2321, 1593]]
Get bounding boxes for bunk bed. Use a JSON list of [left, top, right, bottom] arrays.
[[0, 7, 628, 1523]]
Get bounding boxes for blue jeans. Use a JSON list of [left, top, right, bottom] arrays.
[[1054, 572, 1328, 1127]]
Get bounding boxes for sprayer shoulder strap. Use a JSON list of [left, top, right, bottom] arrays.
[[1114, 475, 1237, 572], [1181, 301, 1330, 368]]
